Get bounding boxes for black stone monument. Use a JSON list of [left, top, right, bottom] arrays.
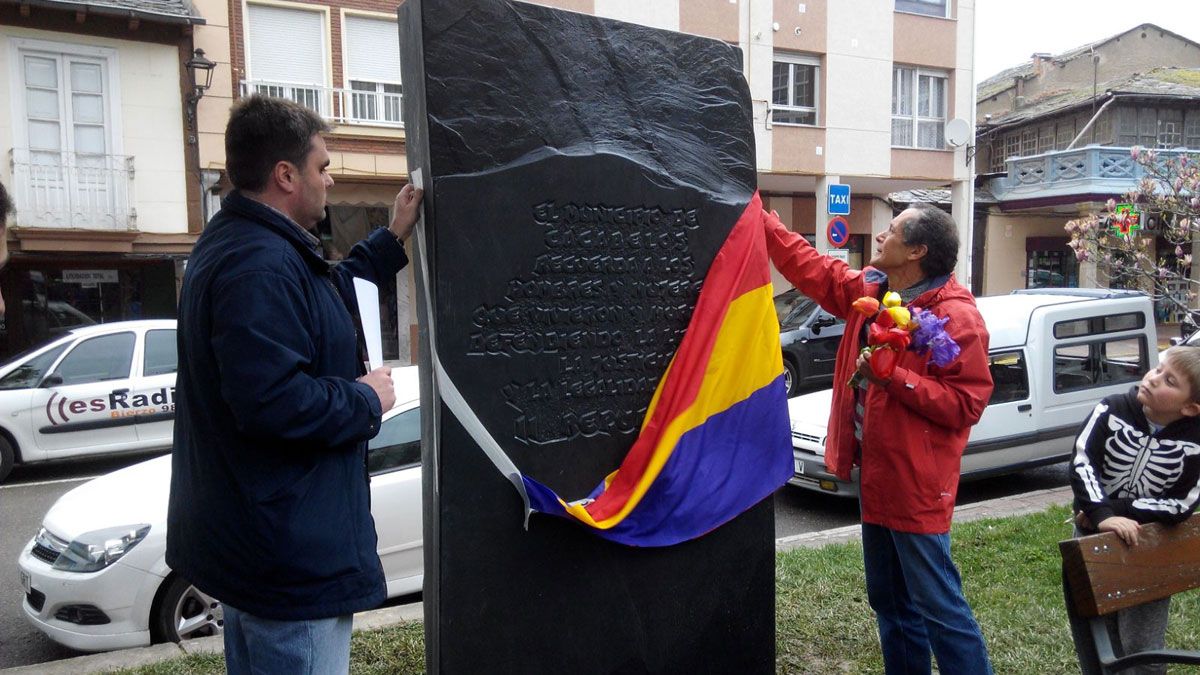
[[399, 1, 773, 672]]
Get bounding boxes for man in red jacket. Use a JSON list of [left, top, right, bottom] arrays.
[[764, 203, 994, 674]]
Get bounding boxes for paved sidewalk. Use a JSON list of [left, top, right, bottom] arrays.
[[775, 485, 1073, 551], [1, 603, 424, 675], [3, 486, 1073, 675]]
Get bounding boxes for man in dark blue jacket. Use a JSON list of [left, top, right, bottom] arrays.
[[166, 95, 422, 673]]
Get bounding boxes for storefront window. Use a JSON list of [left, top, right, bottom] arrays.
[[802, 233, 867, 269], [1025, 239, 1078, 289], [318, 205, 403, 362], [1155, 239, 1191, 323], [0, 260, 177, 360]]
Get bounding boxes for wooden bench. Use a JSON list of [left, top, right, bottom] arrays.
[[1060, 516, 1200, 673]]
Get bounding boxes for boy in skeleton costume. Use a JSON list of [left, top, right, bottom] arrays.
[[1067, 346, 1200, 675]]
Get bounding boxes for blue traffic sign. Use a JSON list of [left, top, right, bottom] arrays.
[[827, 216, 849, 248], [828, 184, 851, 215]]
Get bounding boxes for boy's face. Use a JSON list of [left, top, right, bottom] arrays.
[[1137, 356, 1200, 424]]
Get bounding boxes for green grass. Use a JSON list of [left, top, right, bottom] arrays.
[[115, 505, 1200, 674], [105, 652, 225, 674]]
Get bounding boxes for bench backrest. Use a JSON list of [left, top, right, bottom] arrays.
[[1060, 516, 1200, 618]]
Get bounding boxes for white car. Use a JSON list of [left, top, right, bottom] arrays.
[[788, 289, 1158, 496], [17, 366, 423, 652], [0, 320, 178, 483], [1163, 326, 1200, 361]]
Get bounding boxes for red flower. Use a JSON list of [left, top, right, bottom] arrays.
[[869, 346, 901, 380]]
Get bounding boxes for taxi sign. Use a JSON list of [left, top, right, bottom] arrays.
[[828, 184, 850, 215]]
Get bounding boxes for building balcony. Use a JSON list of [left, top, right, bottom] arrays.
[[9, 149, 137, 230], [240, 80, 404, 129], [986, 145, 1193, 207]]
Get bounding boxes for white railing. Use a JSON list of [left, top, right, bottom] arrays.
[[9, 148, 137, 230], [240, 80, 404, 128], [765, 103, 817, 129], [989, 145, 1200, 202]]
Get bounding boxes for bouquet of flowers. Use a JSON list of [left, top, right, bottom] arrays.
[[848, 291, 960, 386]]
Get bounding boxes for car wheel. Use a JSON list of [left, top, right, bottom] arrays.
[[151, 575, 223, 643], [0, 436, 14, 484], [783, 358, 800, 397]]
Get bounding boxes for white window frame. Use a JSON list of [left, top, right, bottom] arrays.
[[8, 37, 124, 160], [347, 81, 403, 125], [894, 0, 950, 19], [770, 54, 820, 127], [243, 0, 331, 115], [8, 37, 127, 228], [341, 10, 403, 127], [891, 65, 949, 150]]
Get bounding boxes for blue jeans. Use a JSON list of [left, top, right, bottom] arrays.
[[223, 604, 352, 675], [861, 522, 993, 675]]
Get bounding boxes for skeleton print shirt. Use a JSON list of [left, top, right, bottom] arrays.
[[1070, 387, 1200, 528]]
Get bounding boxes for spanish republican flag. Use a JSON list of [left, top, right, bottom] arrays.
[[523, 192, 793, 546]]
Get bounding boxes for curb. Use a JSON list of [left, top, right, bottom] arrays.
[[775, 485, 1073, 552], [1, 602, 424, 675], [4, 487, 1071, 674]]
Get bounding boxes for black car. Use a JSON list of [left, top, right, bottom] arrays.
[[775, 289, 844, 396]]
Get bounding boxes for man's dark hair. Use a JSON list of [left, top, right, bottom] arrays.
[[0, 181, 12, 224], [225, 95, 332, 192], [901, 203, 959, 278]]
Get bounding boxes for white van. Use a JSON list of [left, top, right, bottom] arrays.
[[786, 289, 1157, 497]]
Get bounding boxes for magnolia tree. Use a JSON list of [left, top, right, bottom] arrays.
[[1066, 146, 1199, 323]]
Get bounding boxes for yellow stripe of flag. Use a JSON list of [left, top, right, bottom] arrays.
[[563, 283, 783, 528]]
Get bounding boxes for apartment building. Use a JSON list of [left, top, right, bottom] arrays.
[[187, 0, 416, 361], [536, 0, 976, 291], [4, 0, 967, 363], [0, 0, 206, 358], [975, 23, 1200, 317]]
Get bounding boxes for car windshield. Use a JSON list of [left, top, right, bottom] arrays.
[[774, 290, 818, 326], [0, 336, 68, 371], [0, 342, 69, 390]]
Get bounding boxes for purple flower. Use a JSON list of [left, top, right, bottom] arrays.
[[908, 308, 961, 367]]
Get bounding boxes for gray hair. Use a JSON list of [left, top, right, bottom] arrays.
[[901, 204, 959, 278]]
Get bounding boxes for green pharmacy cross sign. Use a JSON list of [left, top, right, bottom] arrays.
[[1111, 203, 1141, 236]]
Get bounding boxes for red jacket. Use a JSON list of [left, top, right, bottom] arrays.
[[764, 211, 993, 533]]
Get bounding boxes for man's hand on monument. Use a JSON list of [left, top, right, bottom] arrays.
[[359, 366, 396, 412], [389, 183, 424, 242]]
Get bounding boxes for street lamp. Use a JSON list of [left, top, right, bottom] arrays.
[[184, 48, 217, 145]]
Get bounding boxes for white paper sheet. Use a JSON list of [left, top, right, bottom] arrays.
[[354, 277, 383, 370]]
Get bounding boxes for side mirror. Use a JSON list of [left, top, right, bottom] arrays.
[[40, 373, 63, 388], [811, 316, 836, 335]]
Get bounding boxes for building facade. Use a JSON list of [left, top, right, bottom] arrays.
[[545, 0, 977, 293], [0, 0, 206, 359], [208, 0, 976, 363], [975, 23, 1200, 314], [0, 0, 977, 360]]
